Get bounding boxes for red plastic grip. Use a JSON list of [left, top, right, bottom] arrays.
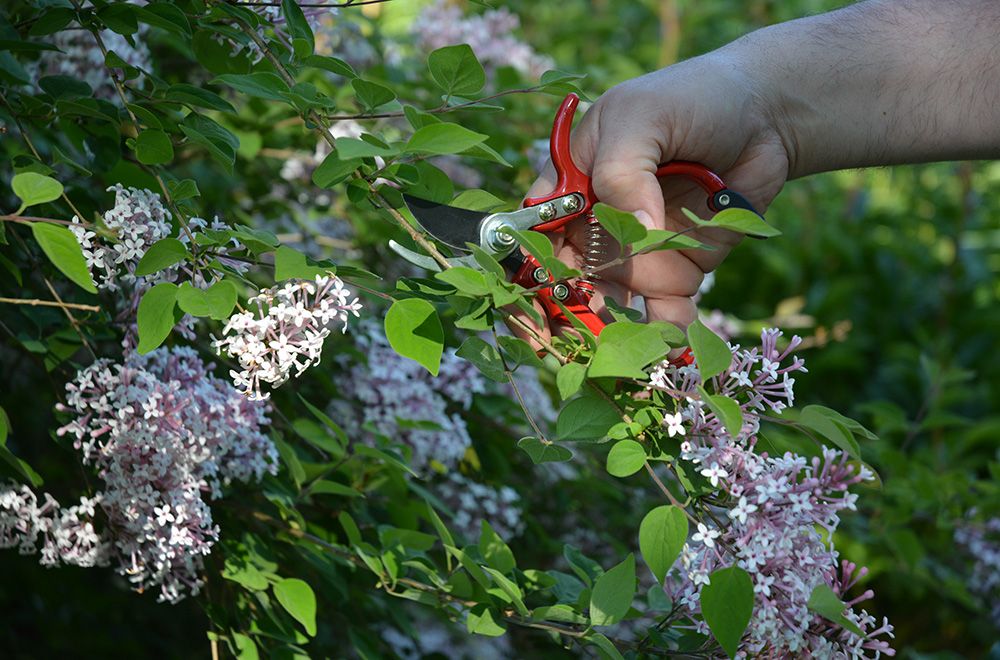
[[511, 256, 606, 336]]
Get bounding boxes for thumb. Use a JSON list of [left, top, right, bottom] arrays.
[[589, 112, 668, 231]]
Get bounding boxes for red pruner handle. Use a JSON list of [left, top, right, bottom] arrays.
[[511, 256, 606, 336], [524, 93, 595, 232]]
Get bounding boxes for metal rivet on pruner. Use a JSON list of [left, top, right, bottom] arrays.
[[537, 202, 556, 221], [716, 193, 731, 207], [562, 195, 582, 213], [532, 267, 549, 283], [552, 283, 570, 301]]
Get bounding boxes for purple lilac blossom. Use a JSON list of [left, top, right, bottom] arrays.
[[34, 346, 278, 603], [435, 472, 523, 542], [330, 320, 484, 473], [29, 27, 151, 100], [412, 1, 554, 79], [651, 329, 895, 657]]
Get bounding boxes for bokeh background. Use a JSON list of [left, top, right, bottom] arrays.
[[1, 0, 998, 657]]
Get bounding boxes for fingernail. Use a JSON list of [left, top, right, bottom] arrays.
[[635, 210, 655, 230]]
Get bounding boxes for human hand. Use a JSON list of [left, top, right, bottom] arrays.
[[514, 53, 792, 342]]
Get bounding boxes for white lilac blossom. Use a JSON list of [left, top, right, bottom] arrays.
[[330, 320, 484, 473], [0, 484, 110, 568], [70, 185, 173, 291], [650, 329, 895, 657], [45, 347, 277, 602], [214, 275, 362, 401], [412, 1, 554, 79], [435, 472, 524, 542], [954, 512, 1000, 627], [29, 27, 151, 100]]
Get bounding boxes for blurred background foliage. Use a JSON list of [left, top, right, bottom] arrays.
[[1, 0, 997, 657]]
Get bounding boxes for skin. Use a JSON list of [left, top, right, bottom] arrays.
[[515, 0, 1000, 343]]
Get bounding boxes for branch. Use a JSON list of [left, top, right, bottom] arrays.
[[0, 296, 101, 312]]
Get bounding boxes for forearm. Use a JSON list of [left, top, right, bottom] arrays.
[[721, 0, 1000, 178]]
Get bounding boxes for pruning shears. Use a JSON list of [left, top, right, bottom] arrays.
[[392, 93, 761, 354]]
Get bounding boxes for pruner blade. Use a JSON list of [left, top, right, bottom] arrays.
[[402, 194, 489, 251]]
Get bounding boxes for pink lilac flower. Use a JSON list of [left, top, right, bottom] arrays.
[[0, 484, 110, 568], [650, 329, 895, 656], [28, 26, 151, 100], [412, 1, 554, 79], [330, 320, 484, 473], [214, 275, 362, 401], [52, 346, 277, 602]]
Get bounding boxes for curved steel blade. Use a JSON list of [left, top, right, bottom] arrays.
[[402, 194, 487, 252]]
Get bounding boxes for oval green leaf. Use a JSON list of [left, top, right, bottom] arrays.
[[687, 318, 731, 381], [12, 172, 63, 211], [701, 566, 753, 658], [30, 222, 97, 293], [589, 553, 636, 626], [273, 577, 317, 636], [135, 237, 188, 276], [606, 439, 646, 477], [638, 505, 688, 584], [384, 298, 443, 376], [136, 282, 178, 354]]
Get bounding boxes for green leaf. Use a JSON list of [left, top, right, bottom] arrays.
[[482, 567, 529, 616], [556, 362, 587, 400], [136, 3, 193, 38], [406, 123, 488, 156], [30, 223, 96, 293], [807, 584, 864, 636], [517, 437, 573, 464], [97, 4, 138, 35], [456, 337, 506, 382], [709, 208, 780, 238], [467, 605, 507, 637], [273, 578, 317, 637], [39, 75, 92, 99], [309, 480, 361, 498], [212, 73, 290, 101], [29, 8, 75, 36], [303, 54, 357, 78], [700, 566, 753, 658], [506, 229, 554, 262], [630, 229, 715, 253], [165, 83, 236, 113], [687, 319, 731, 381], [799, 406, 862, 460], [590, 553, 636, 626], [427, 44, 486, 96], [312, 152, 362, 188], [606, 440, 646, 478], [136, 282, 178, 354], [352, 78, 395, 111], [282, 0, 315, 57], [479, 520, 516, 574], [638, 506, 688, 584], [589, 321, 669, 379], [232, 633, 258, 660], [587, 633, 625, 660], [13, 172, 63, 212], [0, 406, 7, 445], [497, 335, 544, 369], [0, 444, 43, 487], [175, 280, 237, 320], [135, 238, 188, 276], [434, 266, 489, 295], [593, 203, 647, 247], [334, 136, 397, 159], [274, 245, 335, 281], [699, 388, 744, 438], [384, 298, 444, 376], [134, 129, 173, 165], [555, 393, 620, 441]]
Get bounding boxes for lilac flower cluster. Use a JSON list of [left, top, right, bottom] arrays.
[[650, 329, 895, 656], [954, 512, 1000, 627], [214, 275, 362, 400], [331, 320, 483, 473], [0, 484, 109, 568], [30, 27, 151, 100], [70, 185, 173, 291], [436, 472, 523, 541], [52, 346, 277, 602], [412, 1, 554, 79]]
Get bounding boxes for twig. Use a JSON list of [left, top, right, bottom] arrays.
[[319, 85, 546, 121], [493, 327, 549, 442], [0, 215, 87, 227], [231, 0, 394, 7], [0, 296, 101, 312]]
